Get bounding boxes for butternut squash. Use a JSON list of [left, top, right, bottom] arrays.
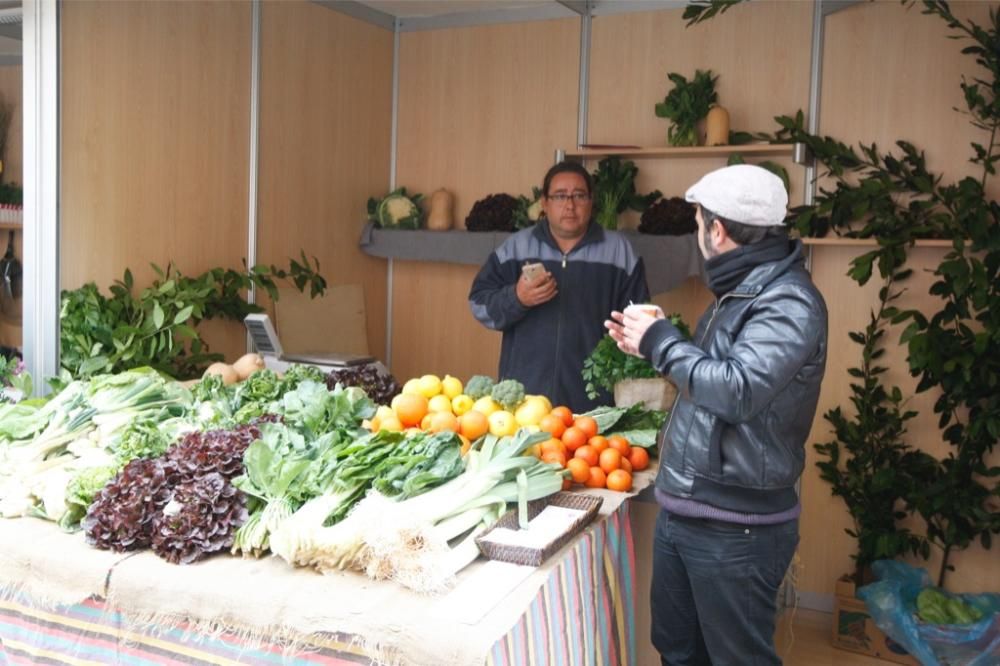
[[426, 188, 454, 231], [705, 104, 730, 146]]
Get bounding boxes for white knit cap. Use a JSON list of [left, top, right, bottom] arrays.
[[685, 164, 788, 227]]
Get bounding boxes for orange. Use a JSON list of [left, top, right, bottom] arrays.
[[541, 450, 567, 468], [607, 435, 631, 457], [606, 469, 633, 492], [599, 448, 622, 474], [420, 413, 434, 430], [588, 435, 608, 453], [562, 426, 588, 452], [585, 466, 607, 489], [566, 458, 591, 484], [458, 434, 472, 455], [458, 410, 490, 441], [550, 406, 574, 428], [539, 414, 567, 439], [427, 411, 460, 433], [573, 416, 598, 440], [620, 457, 633, 474], [540, 438, 567, 457], [574, 444, 599, 467], [628, 447, 651, 471], [394, 393, 429, 428]]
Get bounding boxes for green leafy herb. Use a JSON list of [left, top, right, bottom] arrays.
[[59, 255, 326, 381], [591, 157, 662, 230], [582, 315, 688, 400], [654, 70, 719, 146]]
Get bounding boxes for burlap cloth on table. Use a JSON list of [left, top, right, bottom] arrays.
[[0, 472, 652, 666], [0, 517, 132, 606]]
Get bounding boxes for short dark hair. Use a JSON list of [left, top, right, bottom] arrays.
[[542, 161, 593, 196], [701, 206, 787, 245]]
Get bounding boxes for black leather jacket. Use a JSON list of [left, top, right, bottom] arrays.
[[639, 240, 827, 514]]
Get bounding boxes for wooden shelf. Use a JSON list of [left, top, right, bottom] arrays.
[[801, 237, 953, 248], [563, 143, 797, 160], [0, 221, 21, 231]]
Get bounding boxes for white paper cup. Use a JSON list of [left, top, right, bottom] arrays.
[[625, 303, 663, 319]]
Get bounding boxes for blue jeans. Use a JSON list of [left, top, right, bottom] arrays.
[[650, 510, 799, 665]]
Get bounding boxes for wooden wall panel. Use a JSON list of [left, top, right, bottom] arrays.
[[801, 1, 1000, 596], [0, 65, 22, 186], [0, 65, 21, 349], [257, 2, 392, 361], [60, 0, 251, 364], [588, 3, 813, 232], [391, 19, 580, 382]]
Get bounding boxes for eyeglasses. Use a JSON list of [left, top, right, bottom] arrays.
[[546, 192, 591, 204]]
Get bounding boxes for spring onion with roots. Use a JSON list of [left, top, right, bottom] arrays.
[[270, 429, 567, 593]]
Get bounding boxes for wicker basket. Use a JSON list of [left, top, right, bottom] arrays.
[[475, 492, 603, 567]]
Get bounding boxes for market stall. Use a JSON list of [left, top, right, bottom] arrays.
[[0, 474, 650, 666]]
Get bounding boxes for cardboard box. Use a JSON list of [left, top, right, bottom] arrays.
[[832, 576, 918, 665]]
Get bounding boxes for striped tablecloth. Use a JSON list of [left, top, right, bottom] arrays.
[[0, 490, 639, 666]]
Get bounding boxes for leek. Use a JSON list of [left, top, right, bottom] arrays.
[[271, 429, 567, 593]]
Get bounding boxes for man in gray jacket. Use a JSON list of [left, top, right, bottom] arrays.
[[606, 164, 828, 665]]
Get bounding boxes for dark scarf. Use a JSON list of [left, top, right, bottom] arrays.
[[704, 235, 793, 297]]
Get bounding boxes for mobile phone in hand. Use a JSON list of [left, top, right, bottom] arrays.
[[521, 262, 545, 282]]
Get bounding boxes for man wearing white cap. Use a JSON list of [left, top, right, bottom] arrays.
[[606, 164, 828, 665]]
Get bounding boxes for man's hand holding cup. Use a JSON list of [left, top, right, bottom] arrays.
[[606, 303, 664, 357]]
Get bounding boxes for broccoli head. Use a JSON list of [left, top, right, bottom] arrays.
[[491, 379, 525, 412], [464, 375, 495, 400]]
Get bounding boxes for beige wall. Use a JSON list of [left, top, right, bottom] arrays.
[[392, 18, 581, 382], [60, 0, 252, 363], [257, 1, 392, 360], [59, 0, 393, 368]]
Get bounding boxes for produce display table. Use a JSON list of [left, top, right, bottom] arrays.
[[0, 474, 652, 666]]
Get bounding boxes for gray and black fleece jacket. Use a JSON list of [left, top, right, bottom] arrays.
[[639, 240, 828, 515], [469, 220, 649, 412]]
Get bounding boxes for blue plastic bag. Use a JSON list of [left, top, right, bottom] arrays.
[[858, 560, 1000, 666]]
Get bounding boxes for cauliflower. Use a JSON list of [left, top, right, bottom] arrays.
[[367, 188, 424, 229], [464, 375, 495, 400], [527, 199, 543, 221], [490, 379, 525, 412]]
